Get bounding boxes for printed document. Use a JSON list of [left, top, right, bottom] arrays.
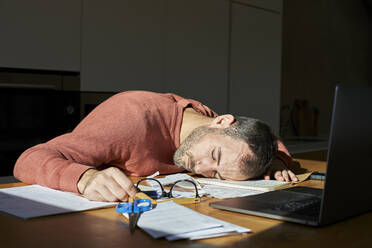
[[144, 173, 267, 199], [196, 177, 291, 191], [122, 200, 250, 240], [0, 185, 115, 219]]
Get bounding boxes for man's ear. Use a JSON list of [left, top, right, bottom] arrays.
[[210, 114, 235, 128]]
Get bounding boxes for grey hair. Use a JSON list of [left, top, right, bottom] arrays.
[[219, 116, 278, 178]]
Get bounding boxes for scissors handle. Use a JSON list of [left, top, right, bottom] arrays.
[[116, 199, 152, 214], [116, 203, 131, 213], [133, 199, 152, 212]]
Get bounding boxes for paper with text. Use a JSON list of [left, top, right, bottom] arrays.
[[122, 200, 250, 240], [149, 173, 202, 188], [202, 184, 264, 199], [0, 185, 115, 219], [196, 177, 291, 191]]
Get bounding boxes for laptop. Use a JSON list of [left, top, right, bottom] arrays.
[[210, 84, 372, 226]]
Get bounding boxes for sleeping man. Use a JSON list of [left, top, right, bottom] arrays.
[[14, 91, 297, 202]]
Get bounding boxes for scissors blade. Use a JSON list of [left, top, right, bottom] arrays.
[[129, 212, 140, 234]]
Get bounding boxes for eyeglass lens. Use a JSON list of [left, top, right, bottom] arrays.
[[136, 178, 198, 199], [171, 180, 198, 198], [136, 178, 164, 199]]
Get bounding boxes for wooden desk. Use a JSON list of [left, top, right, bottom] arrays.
[[1, 159, 371, 248]]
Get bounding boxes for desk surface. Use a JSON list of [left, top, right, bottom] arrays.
[[1, 159, 371, 248]]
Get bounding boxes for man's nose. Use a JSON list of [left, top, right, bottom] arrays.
[[194, 160, 216, 175]]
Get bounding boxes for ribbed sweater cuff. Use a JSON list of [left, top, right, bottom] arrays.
[[59, 163, 94, 193]]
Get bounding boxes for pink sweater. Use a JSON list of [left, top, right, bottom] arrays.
[[14, 91, 291, 193]]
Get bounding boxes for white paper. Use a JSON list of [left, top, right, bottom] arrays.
[[0, 185, 115, 219], [141, 173, 263, 199], [196, 177, 290, 191], [122, 201, 250, 240], [151, 173, 202, 189], [189, 231, 244, 240], [141, 173, 261, 199], [202, 184, 264, 199], [166, 214, 250, 241], [137, 174, 207, 199], [135, 201, 221, 238]]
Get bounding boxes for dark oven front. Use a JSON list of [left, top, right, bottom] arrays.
[[0, 87, 80, 176]]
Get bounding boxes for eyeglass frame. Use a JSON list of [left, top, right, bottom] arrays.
[[135, 178, 201, 200]]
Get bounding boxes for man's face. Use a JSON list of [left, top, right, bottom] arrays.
[[174, 127, 253, 180]]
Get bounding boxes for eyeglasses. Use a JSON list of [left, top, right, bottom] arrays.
[[135, 178, 201, 204]]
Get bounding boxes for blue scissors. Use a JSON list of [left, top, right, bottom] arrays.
[[116, 193, 153, 234]]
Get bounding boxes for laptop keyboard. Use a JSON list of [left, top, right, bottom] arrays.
[[273, 197, 321, 216]]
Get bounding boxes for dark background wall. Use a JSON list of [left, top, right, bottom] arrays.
[[281, 0, 371, 138]]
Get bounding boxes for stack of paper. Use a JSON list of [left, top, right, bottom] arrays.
[[123, 200, 250, 241]]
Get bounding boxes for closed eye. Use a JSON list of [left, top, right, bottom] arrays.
[[211, 147, 216, 160], [217, 147, 221, 166]]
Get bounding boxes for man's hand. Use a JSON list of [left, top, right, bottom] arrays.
[[263, 158, 298, 182], [77, 167, 138, 202]]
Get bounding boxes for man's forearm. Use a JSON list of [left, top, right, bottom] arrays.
[[14, 143, 93, 193]]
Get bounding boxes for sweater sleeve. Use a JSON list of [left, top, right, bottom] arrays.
[[13, 124, 125, 193], [14, 92, 134, 193], [13, 140, 94, 193]]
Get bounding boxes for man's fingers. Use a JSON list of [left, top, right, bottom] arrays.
[[89, 172, 119, 201], [288, 170, 299, 182], [96, 185, 119, 202], [81, 167, 137, 202], [104, 179, 128, 201], [83, 189, 106, 202], [268, 158, 300, 182], [108, 167, 138, 198], [281, 170, 290, 182], [263, 174, 271, 180], [274, 170, 299, 183], [274, 171, 284, 181]]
